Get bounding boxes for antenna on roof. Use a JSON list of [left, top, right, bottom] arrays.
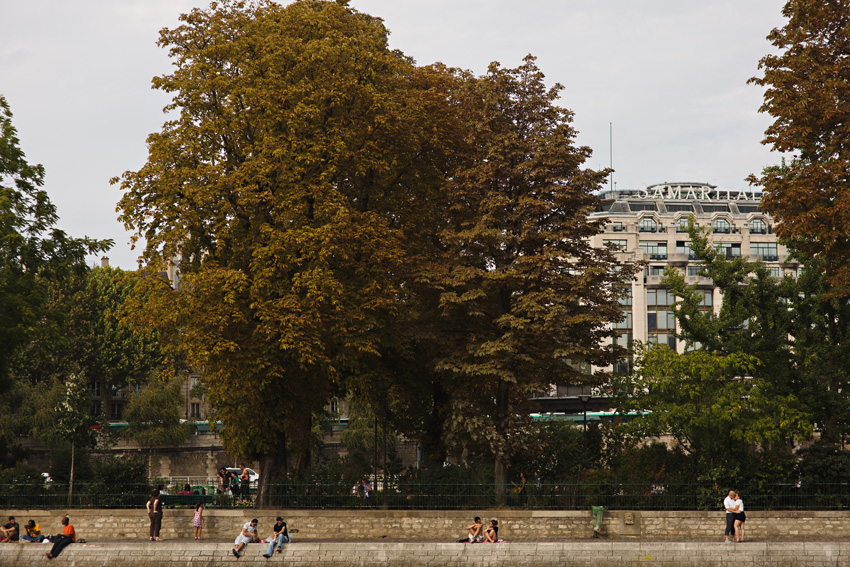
[[609, 122, 613, 191]]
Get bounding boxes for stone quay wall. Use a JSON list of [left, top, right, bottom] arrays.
[[4, 541, 850, 567], [1, 508, 849, 541]]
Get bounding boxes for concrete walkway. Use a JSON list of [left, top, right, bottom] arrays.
[[3, 539, 850, 566]]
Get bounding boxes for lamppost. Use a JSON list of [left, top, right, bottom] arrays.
[[579, 394, 591, 463], [578, 394, 591, 434]]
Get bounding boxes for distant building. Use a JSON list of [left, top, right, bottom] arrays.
[[588, 182, 797, 373]]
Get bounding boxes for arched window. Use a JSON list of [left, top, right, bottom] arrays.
[[713, 218, 730, 234], [639, 218, 657, 233], [750, 218, 767, 234]]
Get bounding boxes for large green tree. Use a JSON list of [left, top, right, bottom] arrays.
[[750, 0, 850, 295], [412, 57, 635, 493], [114, 0, 460, 501], [616, 220, 850, 478], [0, 94, 110, 466]]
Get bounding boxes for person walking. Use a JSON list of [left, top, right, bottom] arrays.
[[723, 490, 738, 543], [192, 502, 204, 540], [146, 488, 164, 541], [45, 516, 75, 560], [734, 493, 747, 542]]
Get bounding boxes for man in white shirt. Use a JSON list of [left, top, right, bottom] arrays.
[[723, 490, 739, 542], [233, 518, 259, 558]]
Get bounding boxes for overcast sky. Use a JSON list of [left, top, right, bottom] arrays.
[[1, 0, 786, 269]]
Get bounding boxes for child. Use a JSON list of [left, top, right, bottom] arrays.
[[192, 502, 204, 540]]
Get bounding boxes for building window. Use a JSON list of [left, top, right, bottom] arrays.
[[613, 287, 632, 374], [647, 289, 676, 351], [767, 266, 781, 278], [713, 218, 730, 234], [630, 202, 657, 212], [687, 266, 705, 277], [190, 403, 201, 418], [611, 222, 624, 232], [639, 242, 667, 260], [675, 241, 696, 260], [91, 381, 101, 398], [110, 403, 123, 421], [752, 242, 778, 261], [676, 218, 697, 232], [613, 332, 633, 374], [667, 204, 693, 213], [330, 399, 339, 414], [91, 401, 101, 417], [714, 242, 741, 259], [645, 265, 666, 277], [614, 310, 633, 330], [639, 218, 658, 233], [750, 219, 767, 234], [603, 239, 627, 251]]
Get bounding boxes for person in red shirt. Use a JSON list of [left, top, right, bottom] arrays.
[[46, 516, 75, 560]]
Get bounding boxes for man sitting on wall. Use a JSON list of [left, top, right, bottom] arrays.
[[463, 517, 483, 543], [0, 516, 19, 543]]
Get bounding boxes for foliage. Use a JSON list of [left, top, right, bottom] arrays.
[[123, 377, 193, 448], [338, 401, 401, 478], [795, 442, 850, 485], [670, 221, 850, 441], [749, 0, 850, 295], [410, 56, 636, 489], [612, 218, 850, 475], [0, 94, 110, 466], [113, 0, 461, 496], [511, 419, 589, 482], [614, 344, 807, 471]]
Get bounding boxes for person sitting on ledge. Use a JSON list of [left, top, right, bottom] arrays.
[[0, 516, 19, 543], [22, 520, 45, 543], [263, 516, 290, 558], [483, 519, 498, 543], [46, 516, 75, 560], [233, 518, 259, 558], [463, 517, 483, 543]]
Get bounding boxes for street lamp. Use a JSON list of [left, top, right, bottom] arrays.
[[578, 394, 591, 434]]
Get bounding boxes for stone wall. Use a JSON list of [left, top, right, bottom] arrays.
[[3, 541, 850, 567], [3, 508, 850, 541]]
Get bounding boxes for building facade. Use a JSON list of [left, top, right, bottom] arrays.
[[589, 182, 798, 372]]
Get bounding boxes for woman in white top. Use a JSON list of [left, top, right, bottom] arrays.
[[733, 494, 746, 542]]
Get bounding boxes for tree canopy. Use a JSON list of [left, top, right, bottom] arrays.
[[114, 0, 463, 489], [115, 1, 630, 497], [0, 94, 111, 388], [750, 0, 850, 295]]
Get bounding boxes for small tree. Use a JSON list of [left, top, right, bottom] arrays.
[[53, 373, 96, 506], [123, 377, 192, 474]]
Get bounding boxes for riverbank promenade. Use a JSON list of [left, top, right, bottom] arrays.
[[3, 508, 850, 565], [2, 539, 849, 566]]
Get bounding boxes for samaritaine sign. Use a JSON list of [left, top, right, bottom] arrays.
[[637, 183, 758, 201]]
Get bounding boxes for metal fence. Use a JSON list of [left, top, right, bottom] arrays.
[[1, 482, 848, 511]]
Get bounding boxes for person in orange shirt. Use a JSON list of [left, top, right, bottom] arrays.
[[46, 516, 75, 560]]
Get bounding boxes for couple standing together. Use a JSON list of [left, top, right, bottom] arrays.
[[723, 490, 747, 543]]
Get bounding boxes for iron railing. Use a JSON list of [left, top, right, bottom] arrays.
[[1, 482, 848, 511]]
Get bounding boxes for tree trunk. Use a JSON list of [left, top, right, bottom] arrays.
[[257, 436, 288, 509], [68, 441, 75, 508], [493, 379, 510, 505], [422, 380, 448, 467]]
